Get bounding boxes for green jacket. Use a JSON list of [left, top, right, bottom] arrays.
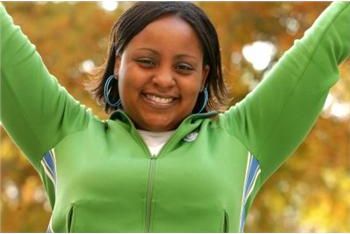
[[1, 2, 349, 232]]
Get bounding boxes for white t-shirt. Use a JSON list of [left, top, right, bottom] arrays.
[[137, 129, 175, 157]]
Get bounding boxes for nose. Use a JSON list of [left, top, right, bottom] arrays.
[[151, 66, 176, 90]]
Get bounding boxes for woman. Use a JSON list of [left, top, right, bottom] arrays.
[[1, 2, 349, 232]]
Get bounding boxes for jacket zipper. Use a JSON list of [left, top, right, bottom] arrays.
[[137, 134, 175, 232], [129, 132, 157, 232], [145, 156, 156, 232], [111, 110, 217, 232], [128, 112, 215, 232], [140, 126, 195, 232]]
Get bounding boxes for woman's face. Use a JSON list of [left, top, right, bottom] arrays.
[[115, 15, 209, 132]]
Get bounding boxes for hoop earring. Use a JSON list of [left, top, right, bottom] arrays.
[[103, 75, 121, 108], [197, 86, 209, 113]]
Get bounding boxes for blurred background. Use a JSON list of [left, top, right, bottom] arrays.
[[1, 2, 349, 232]]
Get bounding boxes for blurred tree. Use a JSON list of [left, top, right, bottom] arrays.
[[1, 2, 349, 232]]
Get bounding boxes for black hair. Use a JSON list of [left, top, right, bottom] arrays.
[[87, 1, 228, 113]]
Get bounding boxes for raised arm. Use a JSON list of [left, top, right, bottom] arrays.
[[0, 5, 91, 169], [221, 2, 350, 183]]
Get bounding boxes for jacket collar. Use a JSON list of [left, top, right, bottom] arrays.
[[108, 110, 218, 155], [109, 109, 218, 128]]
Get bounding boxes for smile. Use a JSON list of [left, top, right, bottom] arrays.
[[143, 93, 177, 106]]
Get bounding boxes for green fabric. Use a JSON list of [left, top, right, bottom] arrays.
[[1, 2, 349, 232]]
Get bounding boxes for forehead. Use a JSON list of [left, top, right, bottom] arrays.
[[125, 15, 203, 56]]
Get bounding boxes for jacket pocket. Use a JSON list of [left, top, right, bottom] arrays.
[[222, 210, 230, 233], [63, 199, 144, 232], [66, 204, 76, 233]]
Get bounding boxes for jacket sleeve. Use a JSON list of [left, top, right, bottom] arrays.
[[0, 4, 91, 169], [221, 2, 350, 184]]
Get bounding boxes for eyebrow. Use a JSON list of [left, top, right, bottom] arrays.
[[136, 48, 199, 60]]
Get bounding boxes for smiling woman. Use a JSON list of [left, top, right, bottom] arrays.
[[89, 2, 227, 118], [113, 15, 209, 131], [1, 1, 350, 233]]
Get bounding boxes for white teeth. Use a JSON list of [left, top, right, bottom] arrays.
[[145, 94, 174, 104]]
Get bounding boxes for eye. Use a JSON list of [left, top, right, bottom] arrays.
[[136, 58, 156, 68], [175, 63, 194, 74]]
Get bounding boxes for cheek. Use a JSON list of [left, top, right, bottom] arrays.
[[118, 66, 143, 97], [117, 76, 135, 106], [179, 80, 202, 106], [124, 63, 150, 84]]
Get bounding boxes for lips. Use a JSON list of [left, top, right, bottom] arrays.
[[142, 93, 178, 107]]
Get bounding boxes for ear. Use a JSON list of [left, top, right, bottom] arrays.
[[201, 65, 210, 90], [114, 56, 121, 78]]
